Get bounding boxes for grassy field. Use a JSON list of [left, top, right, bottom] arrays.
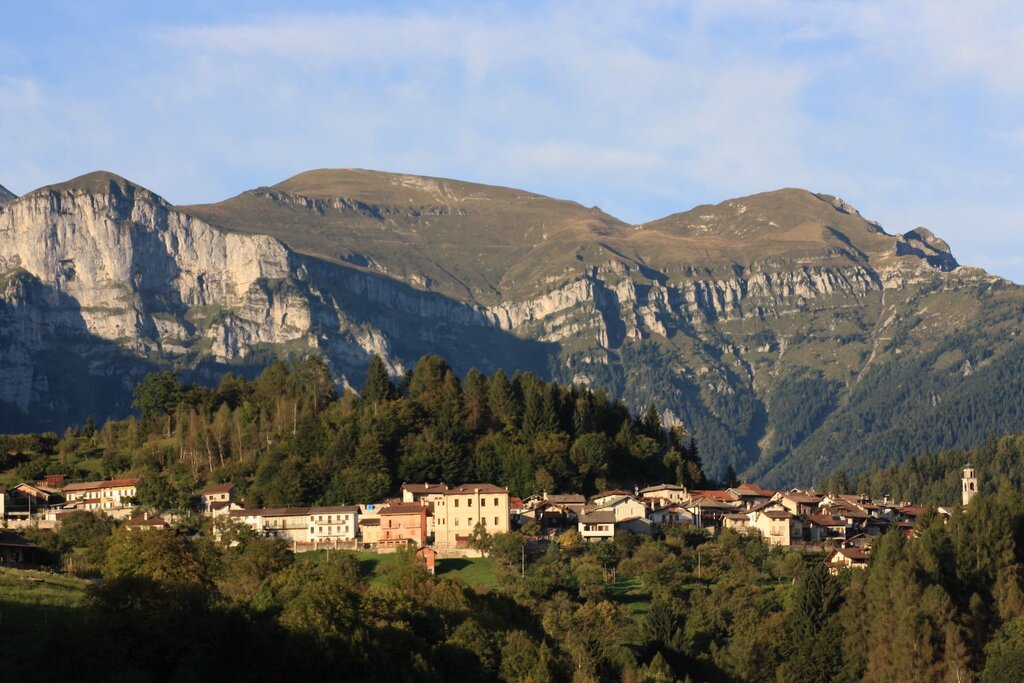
[[605, 577, 651, 618], [0, 568, 91, 655], [298, 549, 499, 589], [435, 556, 499, 589]]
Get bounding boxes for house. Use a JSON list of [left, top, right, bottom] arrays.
[[520, 499, 583, 529], [229, 507, 312, 545], [639, 484, 689, 505], [894, 505, 927, 524], [844, 533, 874, 550], [433, 484, 510, 549], [780, 490, 822, 517], [401, 482, 449, 503], [649, 503, 694, 527], [578, 491, 655, 540], [579, 510, 617, 541], [590, 494, 647, 522], [825, 546, 870, 573], [359, 517, 381, 545], [378, 503, 430, 550], [684, 497, 739, 528], [749, 509, 803, 546], [308, 505, 360, 545], [619, 516, 656, 536], [519, 492, 586, 523], [0, 530, 41, 566], [62, 478, 139, 518], [5, 483, 58, 519], [590, 489, 633, 506], [400, 484, 449, 540], [685, 489, 735, 504], [723, 512, 751, 532], [125, 513, 171, 531], [727, 485, 777, 510], [199, 483, 239, 516], [804, 514, 845, 542]]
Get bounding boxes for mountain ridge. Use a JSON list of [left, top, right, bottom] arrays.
[[0, 167, 1015, 486], [0, 183, 17, 206]]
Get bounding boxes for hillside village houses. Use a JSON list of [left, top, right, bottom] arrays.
[[62, 478, 140, 518], [0, 466, 984, 569]]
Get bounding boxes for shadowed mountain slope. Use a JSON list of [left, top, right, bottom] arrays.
[[0, 168, 1017, 485]]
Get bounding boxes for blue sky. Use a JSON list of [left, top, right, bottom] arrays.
[[3, 1, 1024, 279]]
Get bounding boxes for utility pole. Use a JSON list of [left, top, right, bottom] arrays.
[[521, 544, 525, 577]]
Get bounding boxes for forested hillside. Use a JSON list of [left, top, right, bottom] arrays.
[[0, 355, 707, 505], [825, 429, 1024, 508], [5, 169, 1024, 488]]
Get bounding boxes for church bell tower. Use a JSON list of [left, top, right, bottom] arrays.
[[962, 464, 978, 506]]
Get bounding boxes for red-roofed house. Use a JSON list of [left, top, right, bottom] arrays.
[[199, 483, 240, 517], [401, 482, 449, 503], [62, 478, 139, 518], [379, 503, 430, 550], [825, 546, 870, 573], [125, 513, 171, 531]]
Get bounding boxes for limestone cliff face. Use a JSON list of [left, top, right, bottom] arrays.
[[0, 170, 1013, 486], [0, 174, 536, 426], [0, 175, 306, 358]]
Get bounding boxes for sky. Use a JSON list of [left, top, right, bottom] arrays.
[[2, 1, 1024, 279]]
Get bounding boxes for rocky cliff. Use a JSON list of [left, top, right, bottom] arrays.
[[1, 170, 1018, 485]]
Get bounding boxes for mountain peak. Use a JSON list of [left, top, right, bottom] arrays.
[[271, 167, 550, 205], [0, 183, 16, 206], [28, 170, 151, 198]]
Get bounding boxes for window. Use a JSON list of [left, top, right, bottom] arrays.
[[481, 498, 486, 507], [494, 497, 499, 506], [454, 518, 459, 526], [494, 517, 499, 526], [454, 499, 459, 508], [468, 499, 473, 507]]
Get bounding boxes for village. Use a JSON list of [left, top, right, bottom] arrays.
[[0, 464, 982, 573]]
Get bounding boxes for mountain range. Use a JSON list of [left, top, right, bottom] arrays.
[[2, 169, 1021, 486]]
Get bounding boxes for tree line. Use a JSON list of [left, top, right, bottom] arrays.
[[1, 354, 708, 508]]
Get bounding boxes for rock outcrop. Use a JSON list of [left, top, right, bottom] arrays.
[[0, 169, 1013, 485]]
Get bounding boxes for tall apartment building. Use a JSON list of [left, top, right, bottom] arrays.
[[433, 484, 510, 549]]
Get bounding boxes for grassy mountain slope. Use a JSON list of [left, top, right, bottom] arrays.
[[184, 168, 633, 304], [3, 167, 1019, 485], [181, 172, 1014, 484]]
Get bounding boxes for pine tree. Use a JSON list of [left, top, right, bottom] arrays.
[[779, 564, 844, 682], [360, 354, 397, 404], [462, 368, 491, 434], [487, 369, 521, 430]]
